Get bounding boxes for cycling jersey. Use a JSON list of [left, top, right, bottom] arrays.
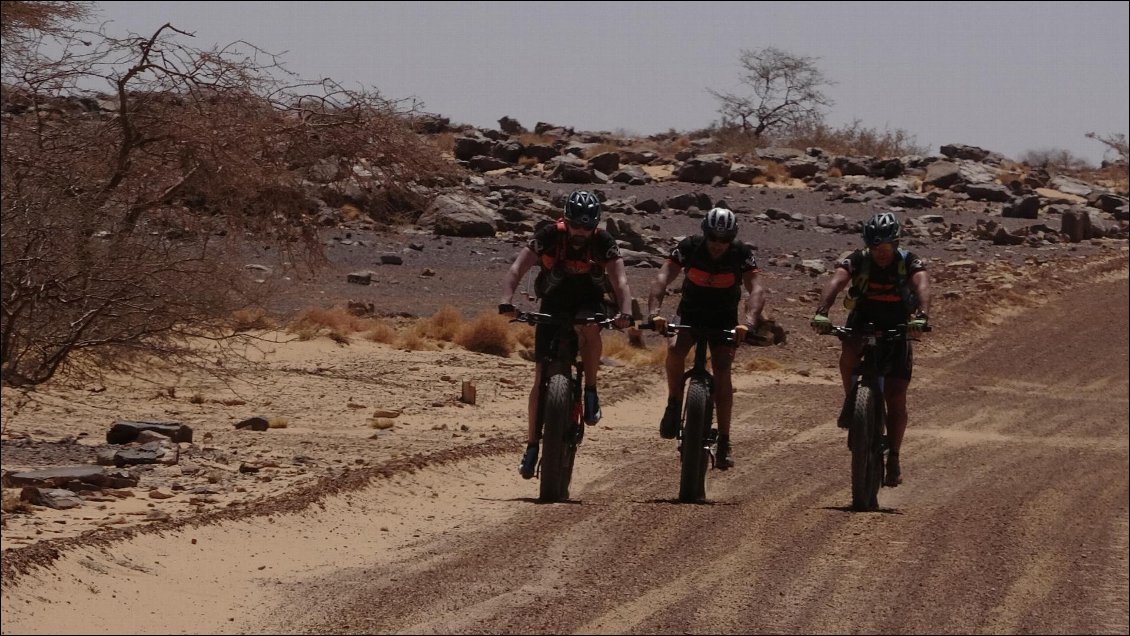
[[669, 235, 758, 320], [528, 221, 621, 314], [837, 248, 926, 328]]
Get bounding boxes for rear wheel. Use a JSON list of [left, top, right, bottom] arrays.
[[539, 374, 574, 502], [679, 378, 711, 503], [849, 385, 884, 511]]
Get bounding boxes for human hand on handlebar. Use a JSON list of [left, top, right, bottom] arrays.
[[650, 315, 668, 336], [734, 324, 749, 347], [810, 312, 833, 335]]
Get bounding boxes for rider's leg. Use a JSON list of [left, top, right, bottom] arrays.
[[665, 333, 694, 397], [527, 363, 543, 444], [884, 378, 910, 454], [839, 339, 863, 393], [577, 322, 602, 389], [711, 340, 738, 469], [577, 322, 604, 423], [709, 341, 738, 438], [659, 333, 694, 438]]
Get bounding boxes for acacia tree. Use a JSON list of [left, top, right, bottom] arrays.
[[1, 3, 453, 386], [1086, 132, 1129, 165], [709, 46, 835, 138]]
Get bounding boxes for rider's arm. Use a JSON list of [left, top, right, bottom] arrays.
[[742, 269, 766, 326], [816, 267, 852, 314], [605, 257, 634, 316], [500, 247, 539, 305], [647, 260, 682, 316], [910, 270, 930, 316]]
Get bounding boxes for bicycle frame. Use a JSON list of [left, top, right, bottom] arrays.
[[829, 323, 920, 510], [648, 321, 740, 501], [513, 311, 613, 501]]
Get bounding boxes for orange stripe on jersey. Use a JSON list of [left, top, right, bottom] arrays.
[[686, 268, 736, 288]]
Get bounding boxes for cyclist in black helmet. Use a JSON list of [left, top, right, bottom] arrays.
[[810, 211, 932, 486], [500, 190, 634, 479], [646, 207, 766, 470]]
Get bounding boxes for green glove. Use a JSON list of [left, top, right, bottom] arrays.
[[810, 313, 832, 334], [909, 313, 929, 333]]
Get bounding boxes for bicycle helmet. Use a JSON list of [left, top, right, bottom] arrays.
[[862, 212, 900, 246], [564, 190, 601, 229], [702, 207, 738, 241]]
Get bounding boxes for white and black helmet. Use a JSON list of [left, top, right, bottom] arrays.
[[863, 212, 900, 246], [564, 190, 601, 229], [702, 207, 738, 240]]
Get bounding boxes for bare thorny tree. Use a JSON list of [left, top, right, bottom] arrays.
[[1, 2, 454, 387], [709, 46, 835, 139]]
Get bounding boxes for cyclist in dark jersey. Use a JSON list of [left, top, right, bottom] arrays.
[[810, 212, 932, 486], [499, 190, 633, 479], [646, 207, 766, 469]]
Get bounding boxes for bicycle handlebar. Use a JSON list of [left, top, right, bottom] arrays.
[[826, 324, 932, 340], [511, 311, 617, 329], [640, 320, 770, 345]]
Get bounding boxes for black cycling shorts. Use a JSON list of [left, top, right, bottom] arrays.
[[535, 298, 609, 361]]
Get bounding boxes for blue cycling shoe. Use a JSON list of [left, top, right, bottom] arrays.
[[583, 386, 602, 425], [518, 444, 539, 479]]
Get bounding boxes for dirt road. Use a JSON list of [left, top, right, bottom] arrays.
[[2, 271, 1127, 634]]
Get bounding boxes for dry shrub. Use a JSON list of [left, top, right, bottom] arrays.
[[827, 166, 843, 179], [268, 417, 289, 429], [456, 312, 513, 357], [602, 331, 668, 367], [371, 417, 395, 430], [288, 307, 372, 342], [364, 322, 397, 344], [583, 143, 621, 158], [418, 305, 464, 342], [752, 161, 789, 184], [1, 14, 454, 387], [711, 127, 763, 156], [781, 119, 928, 157], [430, 132, 456, 153], [518, 133, 555, 146], [231, 308, 276, 332], [340, 203, 362, 221], [516, 155, 540, 168], [1, 491, 33, 514], [512, 323, 535, 349], [399, 331, 439, 352]]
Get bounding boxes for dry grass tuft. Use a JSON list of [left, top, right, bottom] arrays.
[[418, 305, 465, 342], [456, 312, 513, 357], [751, 160, 789, 184], [364, 322, 398, 344], [268, 417, 289, 429], [370, 417, 395, 430], [399, 331, 440, 352], [430, 132, 456, 153]]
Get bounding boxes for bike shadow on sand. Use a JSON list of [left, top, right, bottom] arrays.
[[479, 496, 592, 505], [820, 505, 904, 515], [634, 498, 739, 506]]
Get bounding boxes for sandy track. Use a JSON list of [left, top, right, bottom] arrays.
[[2, 273, 1127, 635]]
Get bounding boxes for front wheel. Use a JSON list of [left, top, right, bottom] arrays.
[[849, 384, 884, 511], [539, 374, 576, 502], [679, 377, 712, 503]]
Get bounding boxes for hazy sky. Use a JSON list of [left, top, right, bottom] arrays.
[[93, 1, 1128, 165]]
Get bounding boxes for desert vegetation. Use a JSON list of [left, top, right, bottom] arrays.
[[0, 1, 452, 386]]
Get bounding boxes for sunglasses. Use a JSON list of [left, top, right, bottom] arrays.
[[706, 233, 735, 243], [566, 221, 596, 232]]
